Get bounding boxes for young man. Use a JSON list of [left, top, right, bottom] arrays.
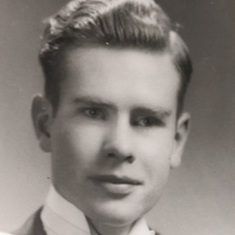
[[11, 0, 193, 234]]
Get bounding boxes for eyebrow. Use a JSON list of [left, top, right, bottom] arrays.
[[132, 107, 172, 120], [72, 96, 115, 109]]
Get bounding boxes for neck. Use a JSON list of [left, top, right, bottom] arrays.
[[87, 217, 135, 235]]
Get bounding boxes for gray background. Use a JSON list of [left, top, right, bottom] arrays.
[[0, 0, 234, 234]]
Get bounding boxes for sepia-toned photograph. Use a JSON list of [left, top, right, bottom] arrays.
[[0, 1, 234, 235]]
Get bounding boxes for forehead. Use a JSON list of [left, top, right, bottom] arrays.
[[58, 46, 180, 111]]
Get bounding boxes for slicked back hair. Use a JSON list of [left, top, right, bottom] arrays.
[[39, 0, 193, 117]]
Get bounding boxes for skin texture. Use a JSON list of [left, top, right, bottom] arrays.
[[32, 47, 190, 235]]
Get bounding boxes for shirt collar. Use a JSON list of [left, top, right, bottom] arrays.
[[129, 218, 155, 235], [41, 186, 90, 235], [41, 185, 155, 235]]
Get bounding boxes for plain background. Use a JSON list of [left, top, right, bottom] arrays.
[[0, 0, 234, 234]]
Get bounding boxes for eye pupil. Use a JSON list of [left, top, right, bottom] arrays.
[[144, 119, 149, 124], [142, 118, 151, 126], [90, 109, 97, 115], [84, 108, 104, 120]]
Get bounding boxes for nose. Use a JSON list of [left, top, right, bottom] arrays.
[[103, 116, 135, 163]]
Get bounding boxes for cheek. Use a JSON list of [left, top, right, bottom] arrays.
[[138, 130, 175, 161], [51, 122, 105, 170], [136, 131, 175, 184], [50, 122, 106, 193], [130, 132, 175, 213]]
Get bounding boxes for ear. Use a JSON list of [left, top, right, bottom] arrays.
[[170, 112, 191, 168], [31, 94, 53, 153]]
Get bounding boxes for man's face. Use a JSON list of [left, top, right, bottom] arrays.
[[44, 47, 188, 226]]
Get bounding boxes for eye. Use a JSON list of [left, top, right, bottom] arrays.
[[133, 116, 164, 127], [83, 108, 105, 120]]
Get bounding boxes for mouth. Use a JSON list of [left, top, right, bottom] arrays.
[[92, 175, 143, 185], [89, 174, 143, 196]]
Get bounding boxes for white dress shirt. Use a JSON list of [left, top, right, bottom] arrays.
[[41, 186, 155, 235]]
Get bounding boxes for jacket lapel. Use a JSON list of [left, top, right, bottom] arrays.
[[14, 208, 46, 235]]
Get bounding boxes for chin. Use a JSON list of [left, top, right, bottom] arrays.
[[85, 200, 149, 226], [91, 211, 137, 227]]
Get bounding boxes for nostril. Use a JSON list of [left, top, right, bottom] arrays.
[[126, 155, 135, 163], [107, 152, 116, 158], [107, 152, 135, 163]]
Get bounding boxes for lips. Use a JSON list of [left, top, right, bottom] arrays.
[[89, 174, 143, 196], [92, 175, 143, 185]]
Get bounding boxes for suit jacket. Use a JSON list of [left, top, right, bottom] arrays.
[[13, 208, 46, 235], [13, 208, 160, 235]]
